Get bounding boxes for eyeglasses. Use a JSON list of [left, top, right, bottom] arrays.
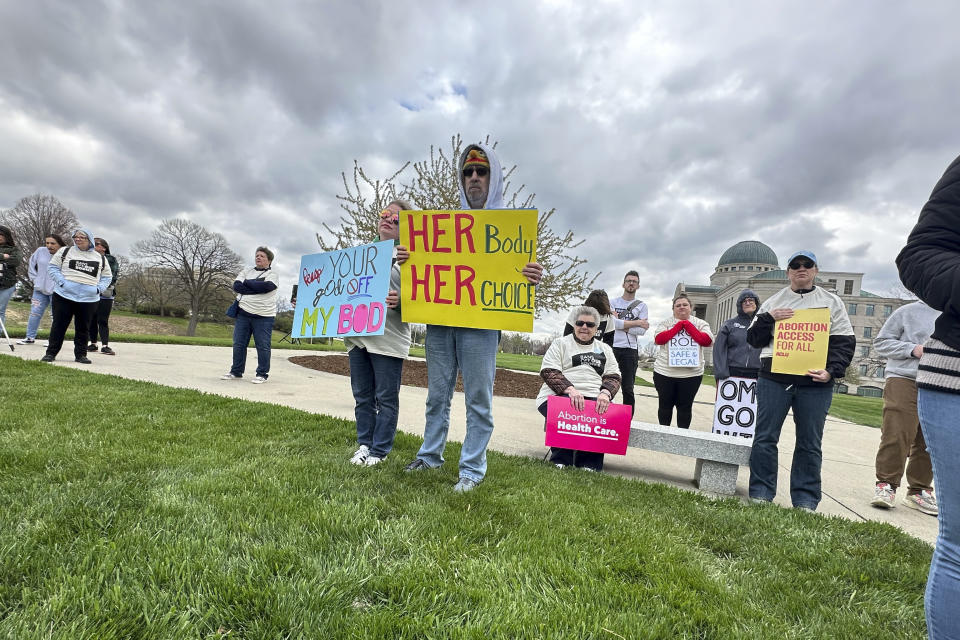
[[575, 320, 597, 328], [72, 235, 85, 240], [462, 166, 489, 178], [380, 209, 399, 224], [624, 279, 639, 285], [789, 260, 815, 270]]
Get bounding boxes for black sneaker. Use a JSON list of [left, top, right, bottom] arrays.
[[40, 354, 55, 362], [75, 356, 92, 364], [404, 459, 430, 472], [87, 343, 98, 351], [101, 346, 116, 355]]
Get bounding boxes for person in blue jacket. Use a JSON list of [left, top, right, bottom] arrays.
[[42, 228, 113, 364]]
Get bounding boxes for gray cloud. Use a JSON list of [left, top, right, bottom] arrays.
[[2, 1, 958, 331]]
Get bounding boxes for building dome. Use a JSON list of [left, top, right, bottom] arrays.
[[717, 241, 778, 268]]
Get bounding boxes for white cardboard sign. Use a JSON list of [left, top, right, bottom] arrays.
[[712, 376, 757, 439], [668, 330, 700, 367]]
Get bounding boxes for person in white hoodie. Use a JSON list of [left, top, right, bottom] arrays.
[[398, 143, 543, 492], [18, 234, 66, 345], [42, 228, 113, 363]]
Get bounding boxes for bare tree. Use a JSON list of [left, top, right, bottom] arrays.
[[0, 194, 79, 293], [115, 262, 149, 312], [120, 263, 187, 316], [132, 219, 243, 335], [324, 134, 598, 318]]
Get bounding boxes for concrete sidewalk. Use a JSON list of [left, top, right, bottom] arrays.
[[10, 341, 937, 545]]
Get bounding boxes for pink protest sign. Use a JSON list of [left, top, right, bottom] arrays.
[[544, 396, 632, 455]]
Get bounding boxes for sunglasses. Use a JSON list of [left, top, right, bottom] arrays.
[[575, 320, 597, 328], [380, 209, 399, 224], [789, 260, 815, 270], [462, 166, 489, 178]]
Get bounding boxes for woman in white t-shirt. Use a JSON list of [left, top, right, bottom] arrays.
[[537, 306, 622, 471], [221, 247, 279, 384], [652, 294, 714, 429]]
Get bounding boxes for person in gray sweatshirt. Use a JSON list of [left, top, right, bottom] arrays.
[[870, 301, 940, 515]]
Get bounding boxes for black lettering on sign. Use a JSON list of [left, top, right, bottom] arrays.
[[571, 352, 606, 377], [68, 259, 101, 276]]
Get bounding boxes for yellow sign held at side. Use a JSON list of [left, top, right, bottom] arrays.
[[770, 307, 831, 375], [399, 209, 537, 332]]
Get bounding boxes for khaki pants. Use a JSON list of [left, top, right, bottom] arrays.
[[875, 376, 933, 493]]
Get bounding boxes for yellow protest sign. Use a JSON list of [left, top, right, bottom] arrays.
[[771, 307, 831, 375], [399, 209, 537, 332]]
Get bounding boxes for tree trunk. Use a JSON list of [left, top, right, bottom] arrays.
[[187, 310, 200, 336]]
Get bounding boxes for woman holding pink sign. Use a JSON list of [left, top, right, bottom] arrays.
[[653, 293, 714, 429], [537, 306, 622, 471]]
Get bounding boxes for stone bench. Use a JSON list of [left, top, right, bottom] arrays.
[[628, 422, 753, 495]]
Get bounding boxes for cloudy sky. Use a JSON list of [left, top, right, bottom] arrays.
[[2, 1, 958, 332]]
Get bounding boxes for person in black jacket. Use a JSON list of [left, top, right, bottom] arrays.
[[896, 154, 960, 640], [563, 289, 616, 346], [713, 289, 762, 381], [746, 251, 855, 511], [87, 237, 119, 355]]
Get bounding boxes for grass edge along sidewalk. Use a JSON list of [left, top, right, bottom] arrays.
[[0, 356, 928, 639]]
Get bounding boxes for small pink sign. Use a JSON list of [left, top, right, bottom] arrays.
[[544, 395, 631, 455]]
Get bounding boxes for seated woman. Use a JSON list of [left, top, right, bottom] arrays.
[[537, 305, 622, 471], [563, 289, 616, 346]]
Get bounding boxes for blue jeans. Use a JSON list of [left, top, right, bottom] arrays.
[[417, 325, 498, 482], [749, 377, 833, 509], [918, 388, 960, 640], [230, 313, 274, 378], [0, 285, 14, 325], [349, 346, 404, 458], [25, 291, 52, 339]]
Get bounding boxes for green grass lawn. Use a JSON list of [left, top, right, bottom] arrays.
[[829, 393, 884, 428], [0, 355, 929, 639]]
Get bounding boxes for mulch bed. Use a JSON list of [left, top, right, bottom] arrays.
[[288, 354, 543, 400]]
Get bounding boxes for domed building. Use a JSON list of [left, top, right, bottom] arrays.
[[674, 240, 909, 394], [710, 240, 781, 286]]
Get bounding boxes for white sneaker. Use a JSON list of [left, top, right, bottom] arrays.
[[17, 338, 35, 345], [350, 445, 370, 465], [903, 491, 938, 516], [365, 456, 383, 467], [871, 482, 896, 509], [221, 373, 241, 380], [251, 376, 267, 384]]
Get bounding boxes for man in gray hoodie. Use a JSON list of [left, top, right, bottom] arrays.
[[401, 143, 543, 492], [870, 301, 940, 515]]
